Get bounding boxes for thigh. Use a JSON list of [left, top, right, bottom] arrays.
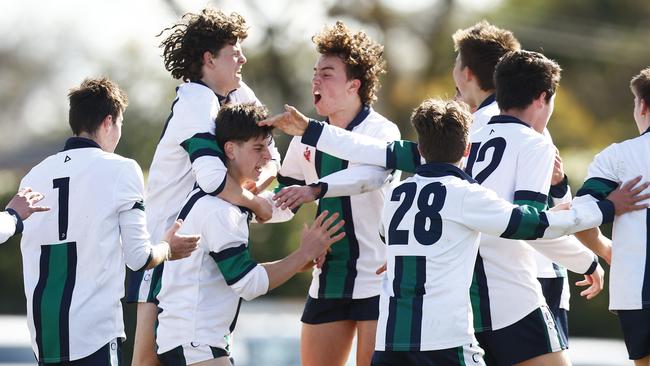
[[356, 320, 378, 366], [618, 309, 650, 360], [189, 357, 232, 366], [131, 302, 161, 366], [301, 320, 356, 366], [514, 350, 570, 366]]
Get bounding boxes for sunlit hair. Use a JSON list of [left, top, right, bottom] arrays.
[[495, 50, 561, 110], [159, 8, 248, 81], [452, 20, 521, 91], [411, 98, 472, 163], [215, 103, 273, 151], [312, 21, 386, 106], [630, 67, 650, 106], [68, 77, 128, 136]]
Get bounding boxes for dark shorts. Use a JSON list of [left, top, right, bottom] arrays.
[[301, 295, 380, 324], [125, 264, 164, 304], [618, 309, 650, 360], [372, 344, 485, 366], [39, 339, 122, 366], [158, 343, 229, 366], [476, 306, 567, 366], [538, 277, 569, 346]]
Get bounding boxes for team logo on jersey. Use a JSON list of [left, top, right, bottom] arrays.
[[64, 155, 71, 163], [303, 147, 311, 162]]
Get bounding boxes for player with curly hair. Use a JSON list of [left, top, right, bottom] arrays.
[[271, 21, 400, 366], [126, 8, 281, 366]]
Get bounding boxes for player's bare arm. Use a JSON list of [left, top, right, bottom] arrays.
[[574, 228, 612, 265], [220, 173, 273, 222], [5, 187, 50, 220], [258, 104, 309, 136]]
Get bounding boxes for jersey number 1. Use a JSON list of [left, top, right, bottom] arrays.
[[388, 182, 446, 246], [53, 177, 70, 241]]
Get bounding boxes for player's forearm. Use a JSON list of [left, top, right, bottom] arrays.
[[574, 227, 612, 263], [262, 250, 311, 291], [319, 165, 394, 198]]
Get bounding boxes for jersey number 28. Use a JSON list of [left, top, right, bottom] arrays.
[[388, 182, 446, 246]]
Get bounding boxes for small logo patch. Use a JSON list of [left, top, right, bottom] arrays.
[[64, 155, 71, 162], [303, 147, 311, 162]]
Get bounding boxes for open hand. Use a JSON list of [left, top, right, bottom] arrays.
[[6, 187, 50, 220], [164, 219, 200, 260], [299, 211, 345, 262], [258, 105, 309, 136], [576, 263, 604, 300], [273, 185, 321, 210], [606, 176, 650, 215]]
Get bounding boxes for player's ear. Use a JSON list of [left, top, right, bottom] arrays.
[[348, 79, 361, 95], [202, 51, 215, 67], [641, 99, 648, 116], [224, 141, 236, 160], [100, 114, 113, 131]]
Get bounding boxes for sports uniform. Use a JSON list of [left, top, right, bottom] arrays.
[[372, 162, 612, 365], [126, 81, 280, 304], [0, 209, 22, 244], [279, 106, 400, 323], [19, 137, 154, 364], [300, 112, 600, 364], [156, 189, 292, 365], [574, 127, 650, 360]]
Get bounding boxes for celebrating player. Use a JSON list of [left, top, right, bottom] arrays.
[[126, 8, 281, 366], [573, 67, 650, 366], [17, 77, 199, 365], [272, 22, 400, 366]]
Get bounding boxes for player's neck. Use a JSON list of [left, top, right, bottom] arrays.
[[199, 76, 230, 97], [328, 99, 363, 128], [473, 89, 495, 110], [500, 108, 545, 133], [76, 132, 109, 152]]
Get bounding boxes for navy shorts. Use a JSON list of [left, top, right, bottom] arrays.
[[372, 343, 485, 366], [301, 295, 380, 324], [618, 309, 650, 360], [538, 277, 569, 346], [476, 306, 566, 365], [39, 339, 122, 366], [158, 343, 230, 366]]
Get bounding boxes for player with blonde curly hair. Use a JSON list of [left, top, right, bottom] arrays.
[[127, 8, 281, 366], [272, 21, 400, 366]]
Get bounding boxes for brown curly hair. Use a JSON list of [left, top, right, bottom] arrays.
[[411, 99, 471, 163], [159, 8, 248, 81], [452, 20, 520, 91], [312, 21, 386, 106]]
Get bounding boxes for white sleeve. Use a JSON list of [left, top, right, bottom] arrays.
[[512, 138, 555, 210], [115, 160, 154, 271], [528, 235, 598, 275], [0, 211, 17, 244], [174, 93, 228, 195], [319, 122, 401, 198], [205, 210, 269, 301], [276, 137, 307, 187]]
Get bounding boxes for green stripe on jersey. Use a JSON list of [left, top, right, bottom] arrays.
[[457, 346, 467, 366], [506, 205, 547, 240], [180, 135, 223, 156], [578, 177, 618, 199], [387, 256, 425, 351], [392, 140, 419, 173], [36, 243, 77, 362], [513, 199, 547, 212], [211, 245, 257, 286], [469, 272, 483, 331]]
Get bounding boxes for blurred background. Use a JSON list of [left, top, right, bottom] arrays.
[[1, 0, 648, 364]]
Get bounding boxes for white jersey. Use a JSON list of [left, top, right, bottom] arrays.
[[280, 106, 400, 299], [156, 189, 290, 354], [574, 128, 650, 310], [469, 94, 500, 137], [19, 137, 153, 363], [130, 81, 280, 302], [375, 163, 611, 351], [0, 210, 19, 244]]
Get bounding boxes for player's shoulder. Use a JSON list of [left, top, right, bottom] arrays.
[[176, 82, 217, 107], [229, 81, 259, 104], [358, 108, 400, 138]]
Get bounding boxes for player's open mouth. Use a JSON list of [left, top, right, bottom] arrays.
[[313, 90, 322, 105]]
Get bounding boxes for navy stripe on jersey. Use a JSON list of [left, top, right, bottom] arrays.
[[132, 201, 145, 211], [148, 263, 164, 303], [302, 120, 325, 147], [471, 253, 492, 332], [416, 162, 476, 183], [159, 88, 180, 140], [549, 175, 569, 199], [33, 242, 77, 363], [386, 140, 422, 173], [126, 269, 144, 302], [641, 209, 650, 309], [385, 256, 426, 351], [210, 244, 257, 286], [576, 177, 618, 200], [487, 115, 530, 127], [230, 298, 243, 332], [177, 190, 208, 221], [478, 93, 496, 110], [276, 174, 307, 187], [62, 137, 101, 151], [514, 190, 548, 211]]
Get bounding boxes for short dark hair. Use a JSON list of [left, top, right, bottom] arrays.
[[159, 8, 248, 81], [452, 20, 520, 91], [495, 50, 561, 110], [630, 67, 650, 106], [312, 21, 386, 106], [68, 77, 128, 136], [411, 99, 472, 163], [215, 104, 273, 151]]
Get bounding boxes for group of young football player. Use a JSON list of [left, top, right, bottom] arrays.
[[2, 6, 650, 366]]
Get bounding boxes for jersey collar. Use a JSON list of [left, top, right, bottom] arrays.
[[487, 115, 531, 128], [62, 137, 101, 151], [325, 105, 371, 131], [415, 162, 476, 183], [477, 93, 496, 111], [191, 80, 231, 104], [643, 126, 650, 136]]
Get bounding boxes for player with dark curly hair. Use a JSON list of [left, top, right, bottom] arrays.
[[126, 8, 281, 366], [272, 21, 400, 366]]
